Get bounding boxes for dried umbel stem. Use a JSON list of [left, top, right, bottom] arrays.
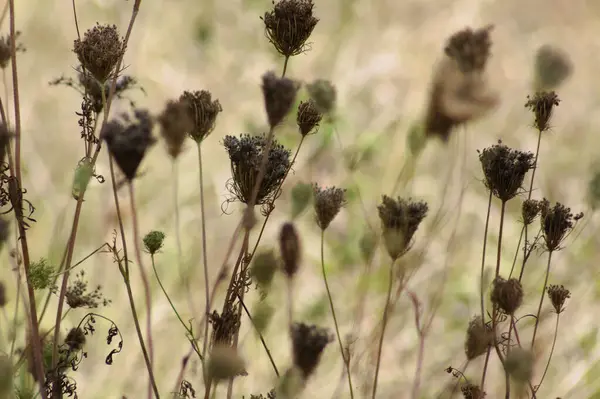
[[73, 24, 125, 83], [262, 71, 299, 128], [465, 316, 493, 360], [547, 284, 571, 314], [377, 195, 428, 260], [297, 99, 322, 136], [525, 91, 560, 132], [180, 90, 222, 143], [539, 198, 583, 251], [290, 322, 333, 379], [279, 222, 301, 278], [261, 0, 319, 58], [101, 109, 156, 181], [313, 184, 346, 230], [490, 276, 523, 315], [478, 141, 535, 202]]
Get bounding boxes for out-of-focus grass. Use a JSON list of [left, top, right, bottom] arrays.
[[5, 0, 600, 397]]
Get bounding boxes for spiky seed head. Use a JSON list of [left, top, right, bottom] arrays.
[[465, 316, 493, 360], [478, 141, 535, 202], [547, 284, 571, 314], [522, 199, 541, 225], [313, 184, 346, 230], [306, 79, 337, 115], [73, 24, 124, 83], [534, 45, 572, 91], [279, 222, 301, 278], [525, 91, 560, 132], [262, 71, 299, 128], [179, 90, 222, 143], [445, 25, 494, 73], [377, 195, 428, 260], [143, 231, 165, 255], [101, 109, 156, 181], [505, 348, 534, 384], [207, 344, 246, 382], [491, 276, 523, 315], [158, 98, 194, 158], [540, 198, 583, 251], [297, 99, 322, 136], [261, 0, 319, 58], [290, 322, 333, 379]]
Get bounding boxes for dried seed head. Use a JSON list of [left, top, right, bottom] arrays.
[[505, 348, 534, 384], [64, 327, 86, 351], [377, 195, 428, 260], [179, 90, 222, 143], [525, 91, 560, 132], [279, 222, 301, 278], [534, 45, 572, 91], [522, 199, 541, 225], [101, 109, 156, 181], [540, 198, 582, 251], [158, 98, 194, 158], [547, 284, 571, 314], [0, 281, 5, 308], [290, 182, 313, 219], [250, 249, 278, 290], [262, 71, 299, 128], [297, 99, 322, 136], [290, 322, 333, 379], [306, 79, 337, 115], [73, 24, 124, 83], [445, 25, 494, 74], [223, 134, 291, 207], [0, 32, 25, 69], [143, 231, 165, 255], [461, 383, 486, 399], [491, 276, 523, 315], [424, 56, 498, 142], [210, 307, 240, 346], [66, 270, 111, 309], [478, 141, 535, 202], [313, 184, 346, 230], [207, 344, 246, 382], [465, 316, 493, 360], [261, 0, 319, 58]]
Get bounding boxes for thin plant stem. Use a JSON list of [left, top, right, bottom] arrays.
[[172, 160, 185, 285], [537, 313, 559, 391], [129, 182, 156, 399], [480, 191, 493, 323], [237, 293, 279, 377], [197, 141, 211, 363], [372, 257, 395, 399], [281, 56, 290, 78], [408, 292, 425, 399], [495, 201, 507, 277], [509, 225, 524, 279], [321, 230, 354, 399], [531, 250, 553, 349]]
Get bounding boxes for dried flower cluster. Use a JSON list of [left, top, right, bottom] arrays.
[[522, 199, 542, 225], [158, 98, 194, 158], [0, 32, 25, 69], [261, 72, 299, 128], [73, 24, 124, 83], [279, 222, 301, 278], [539, 199, 583, 251], [461, 383, 486, 399], [464, 316, 493, 360], [491, 276, 523, 315], [65, 271, 110, 309], [525, 91, 560, 132], [290, 322, 333, 379], [377, 195, 428, 260], [547, 284, 571, 314], [313, 185, 346, 230], [297, 99, 322, 136], [180, 90, 222, 143], [444, 25, 494, 73]]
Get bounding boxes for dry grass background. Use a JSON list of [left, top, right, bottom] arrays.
[[6, 0, 600, 397]]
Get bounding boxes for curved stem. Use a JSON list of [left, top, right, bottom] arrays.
[[372, 258, 394, 399], [321, 230, 354, 399], [536, 313, 559, 391], [531, 250, 553, 349]]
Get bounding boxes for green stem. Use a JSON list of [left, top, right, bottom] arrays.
[[372, 257, 395, 399], [536, 313, 559, 392], [321, 230, 354, 399], [531, 250, 553, 349]]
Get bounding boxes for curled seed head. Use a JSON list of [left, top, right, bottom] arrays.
[[179, 90, 222, 143], [306, 79, 337, 115], [262, 71, 299, 128], [491, 276, 523, 315], [143, 231, 165, 255], [313, 184, 346, 230], [101, 109, 156, 181], [158, 98, 194, 158], [297, 99, 322, 136], [445, 25, 494, 73], [261, 0, 319, 58], [534, 45, 572, 91], [547, 284, 571, 314], [73, 24, 124, 83], [522, 199, 541, 225], [465, 316, 493, 360], [377, 195, 428, 260], [478, 141, 535, 202], [290, 322, 333, 379], [525, 91, 560, 132], [540, 198, 582, 251], [279, 222, 301, 278]]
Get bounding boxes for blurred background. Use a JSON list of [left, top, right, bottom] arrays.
[[6, 0, 600, 397]]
